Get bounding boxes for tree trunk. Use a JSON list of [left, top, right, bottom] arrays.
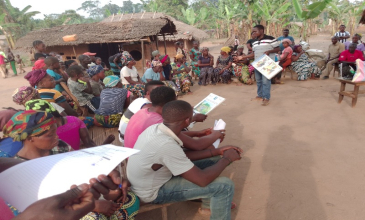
[[0, 25, 15, 49]]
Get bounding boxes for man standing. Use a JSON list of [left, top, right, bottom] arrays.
[[237, 25, 280, 106], [322, 36, 345, 80], [0, 50, 8, 78], [127, 100, 242, 220], [334, 25, 350, 44], [277, 29, 295, 51]]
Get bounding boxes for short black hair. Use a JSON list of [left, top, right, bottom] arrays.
[[340, 24, 346, 27], [283, 29, 289, 32], [32, 40, 44, 48], [65, 60, 76, 69], [78, 55, 89, 62], [44, 57, 59, 66], [144, 80, 165, 94], [67, 65, 83, 77], [150, 86, 176, 107], [253, 25, 265, 31], [162, 100, 192, 122]]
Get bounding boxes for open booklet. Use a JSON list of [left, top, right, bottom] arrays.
[[193, 93, 225, 115], [252, 54, 283, 80], [0, 145, 139, 212], [213, 119, 226, 148]]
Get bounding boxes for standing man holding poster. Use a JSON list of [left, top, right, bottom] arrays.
[[236, 25, 280, 106]]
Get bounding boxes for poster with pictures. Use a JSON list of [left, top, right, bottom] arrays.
[[252, 54, 283, 79]]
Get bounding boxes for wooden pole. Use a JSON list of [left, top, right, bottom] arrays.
[[155, 35, 159, 50], [141, 40, 145, 73], [72, 46, 77, 60], [163, 33, 167, 54]]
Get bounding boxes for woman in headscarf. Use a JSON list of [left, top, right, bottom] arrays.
[[25, 99, 103, 150], [189, 41, 201, 80], [120, 54, 145, 97], [159, 55, 181, 96], [196, 47, 215, 86], [171, 54, 193, 94], [12, 86, 39, 106], [3, 110, 139, 220], [108, 51, 130, 76], [232, 45, 253, 85], [94, 76, 133, 128], [272, 39, 293, 84], [32, 59, 47, 71], [87, 65, 105, 97], [2, 110, 72, 159], [291, 45, 322, 80], [214, 46, 233, 84]]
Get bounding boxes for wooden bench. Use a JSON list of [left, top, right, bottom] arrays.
[[338, 79, 365, 107]]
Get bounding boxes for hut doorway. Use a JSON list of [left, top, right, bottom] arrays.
[[88, 43, 123, 66]]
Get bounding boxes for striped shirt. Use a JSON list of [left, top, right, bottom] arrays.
[[334, 31, 350, 43], [95, 88, 128, 115], [252, 35, 279, 60], [38, 89, 66, 104], [127, 123, 194, 203]]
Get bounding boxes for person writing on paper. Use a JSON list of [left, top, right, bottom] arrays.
[[2, 111, 140, 219], [127, 100, 242, 219], [236, 25, 280, 106], [0, 158, 136, 220]]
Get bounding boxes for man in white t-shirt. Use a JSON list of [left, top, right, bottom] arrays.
[[334, 25, 350, 44], [118, 80, 165, 142], [127, 100, 242, 220]]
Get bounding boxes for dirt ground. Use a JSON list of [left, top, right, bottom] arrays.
[[1, 33, 365, 220]]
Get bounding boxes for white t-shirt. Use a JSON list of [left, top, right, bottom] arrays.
[[121, 66, 139, 85], [118, 97, 150, 142], [127, 124, 194, 203]]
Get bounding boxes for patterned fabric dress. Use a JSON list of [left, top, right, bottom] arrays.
[[189, 48, 201, 77], [214, 55, 233, 83], [232, 52, 251, 84], [291, 53, 322, 80], [123, 84, 145, 98], [171, 63, 193, 94]]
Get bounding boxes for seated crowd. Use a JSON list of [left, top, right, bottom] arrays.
[[0, 39, 243, 220]]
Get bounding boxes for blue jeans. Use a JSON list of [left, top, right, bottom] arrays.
[[255, 69, 271, 100], [152, 156, 234, 220]]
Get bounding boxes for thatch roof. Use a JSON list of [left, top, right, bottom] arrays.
[[16, 17, 176, 48], [103, 12, 209, 41]]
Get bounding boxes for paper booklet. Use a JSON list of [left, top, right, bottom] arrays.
[[252, 54, 283, 80], [0, 145, 139, 212], [213, 119, 226, 148], [193, 93, 225, 115]]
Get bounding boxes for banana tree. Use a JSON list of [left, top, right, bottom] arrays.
[[0, 13, 19, 49], [292, 0, 332, 41]]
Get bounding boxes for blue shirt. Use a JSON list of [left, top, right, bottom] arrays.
[[47, 69, 64, 92], [141, 68, 161, 83], [277, 36, 295, 51]]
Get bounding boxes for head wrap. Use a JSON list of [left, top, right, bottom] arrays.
[[120, 54, 134, 66], [122, 51, 130, 56], [159, 55, 169, 63], [152, 50, 160, 57], [2, 110, 56, 142], [174, 54, 184, 60], [293, 45, 301, 52], [151, 60, 163, 67], [87, 65, 104, 77], [282, 39, 292, 45], [12, 86, 39, 106], [221, 46, 231, 53], [25, 99, 61, 118], [237, 45, 245, 49], [32, 59, 46, 70], [103, 75, 120, 88], [24, 69, 47, 87], [200, 47, 209, 52]]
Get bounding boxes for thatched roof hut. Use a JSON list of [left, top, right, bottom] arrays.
[[16, 17, 176, 48], [102, 12, 209, 42]]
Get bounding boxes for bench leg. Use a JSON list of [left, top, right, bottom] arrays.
[[338, 82, 346, 103], [161, 206, 168, 220], [352, 85, 360, 107]]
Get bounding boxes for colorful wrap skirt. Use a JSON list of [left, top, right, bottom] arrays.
[[94, 114, 122, 128], [172, 73, 192, 94], [123, 84, 145, 98], [234, 63, 251, 84]]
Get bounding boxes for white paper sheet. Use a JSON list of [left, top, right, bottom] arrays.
[[0, 145, 139, 212], [193, 93, 225, 115], [213, 119, 226, 148]]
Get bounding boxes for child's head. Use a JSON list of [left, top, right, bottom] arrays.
[[38, 73, 56, 89], [95, 57, 102, 65], [32, 40, 46, 52], [44, 57, 60, 70], [16, 55, 20, 58], [67, 65, 84, 79]]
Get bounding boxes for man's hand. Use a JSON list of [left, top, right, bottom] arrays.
[[223, 148, 242, 163], [196, 128, 213, 137], [264, 51, 270, 56], [211, 130, 226, 142], [218, 145, 243, 155], [89, 170, 121, 199], [14, 184, 95, 220], [192, 113, 207, 122]]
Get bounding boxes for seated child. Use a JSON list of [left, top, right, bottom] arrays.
[[44, 57, 65, 92]]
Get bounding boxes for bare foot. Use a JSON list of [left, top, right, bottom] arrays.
[[235, 82, 243, 86], [94, 200, 119, 216], [102, 134, 115, 145], [198, 202, 236, 215]]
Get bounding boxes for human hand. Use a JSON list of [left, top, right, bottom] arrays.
[[89, 170, 121, 199], [264, 51, 270, 56], [218, 145, 243, 155], [196, 128, 213, 137], [94, 200, 119, 217], [14, 184, 94, 220], [192, 113, 207, 122], [219, 70, 224, 75], [211, 129, 226, 142], [223, 148, 242, 163]]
